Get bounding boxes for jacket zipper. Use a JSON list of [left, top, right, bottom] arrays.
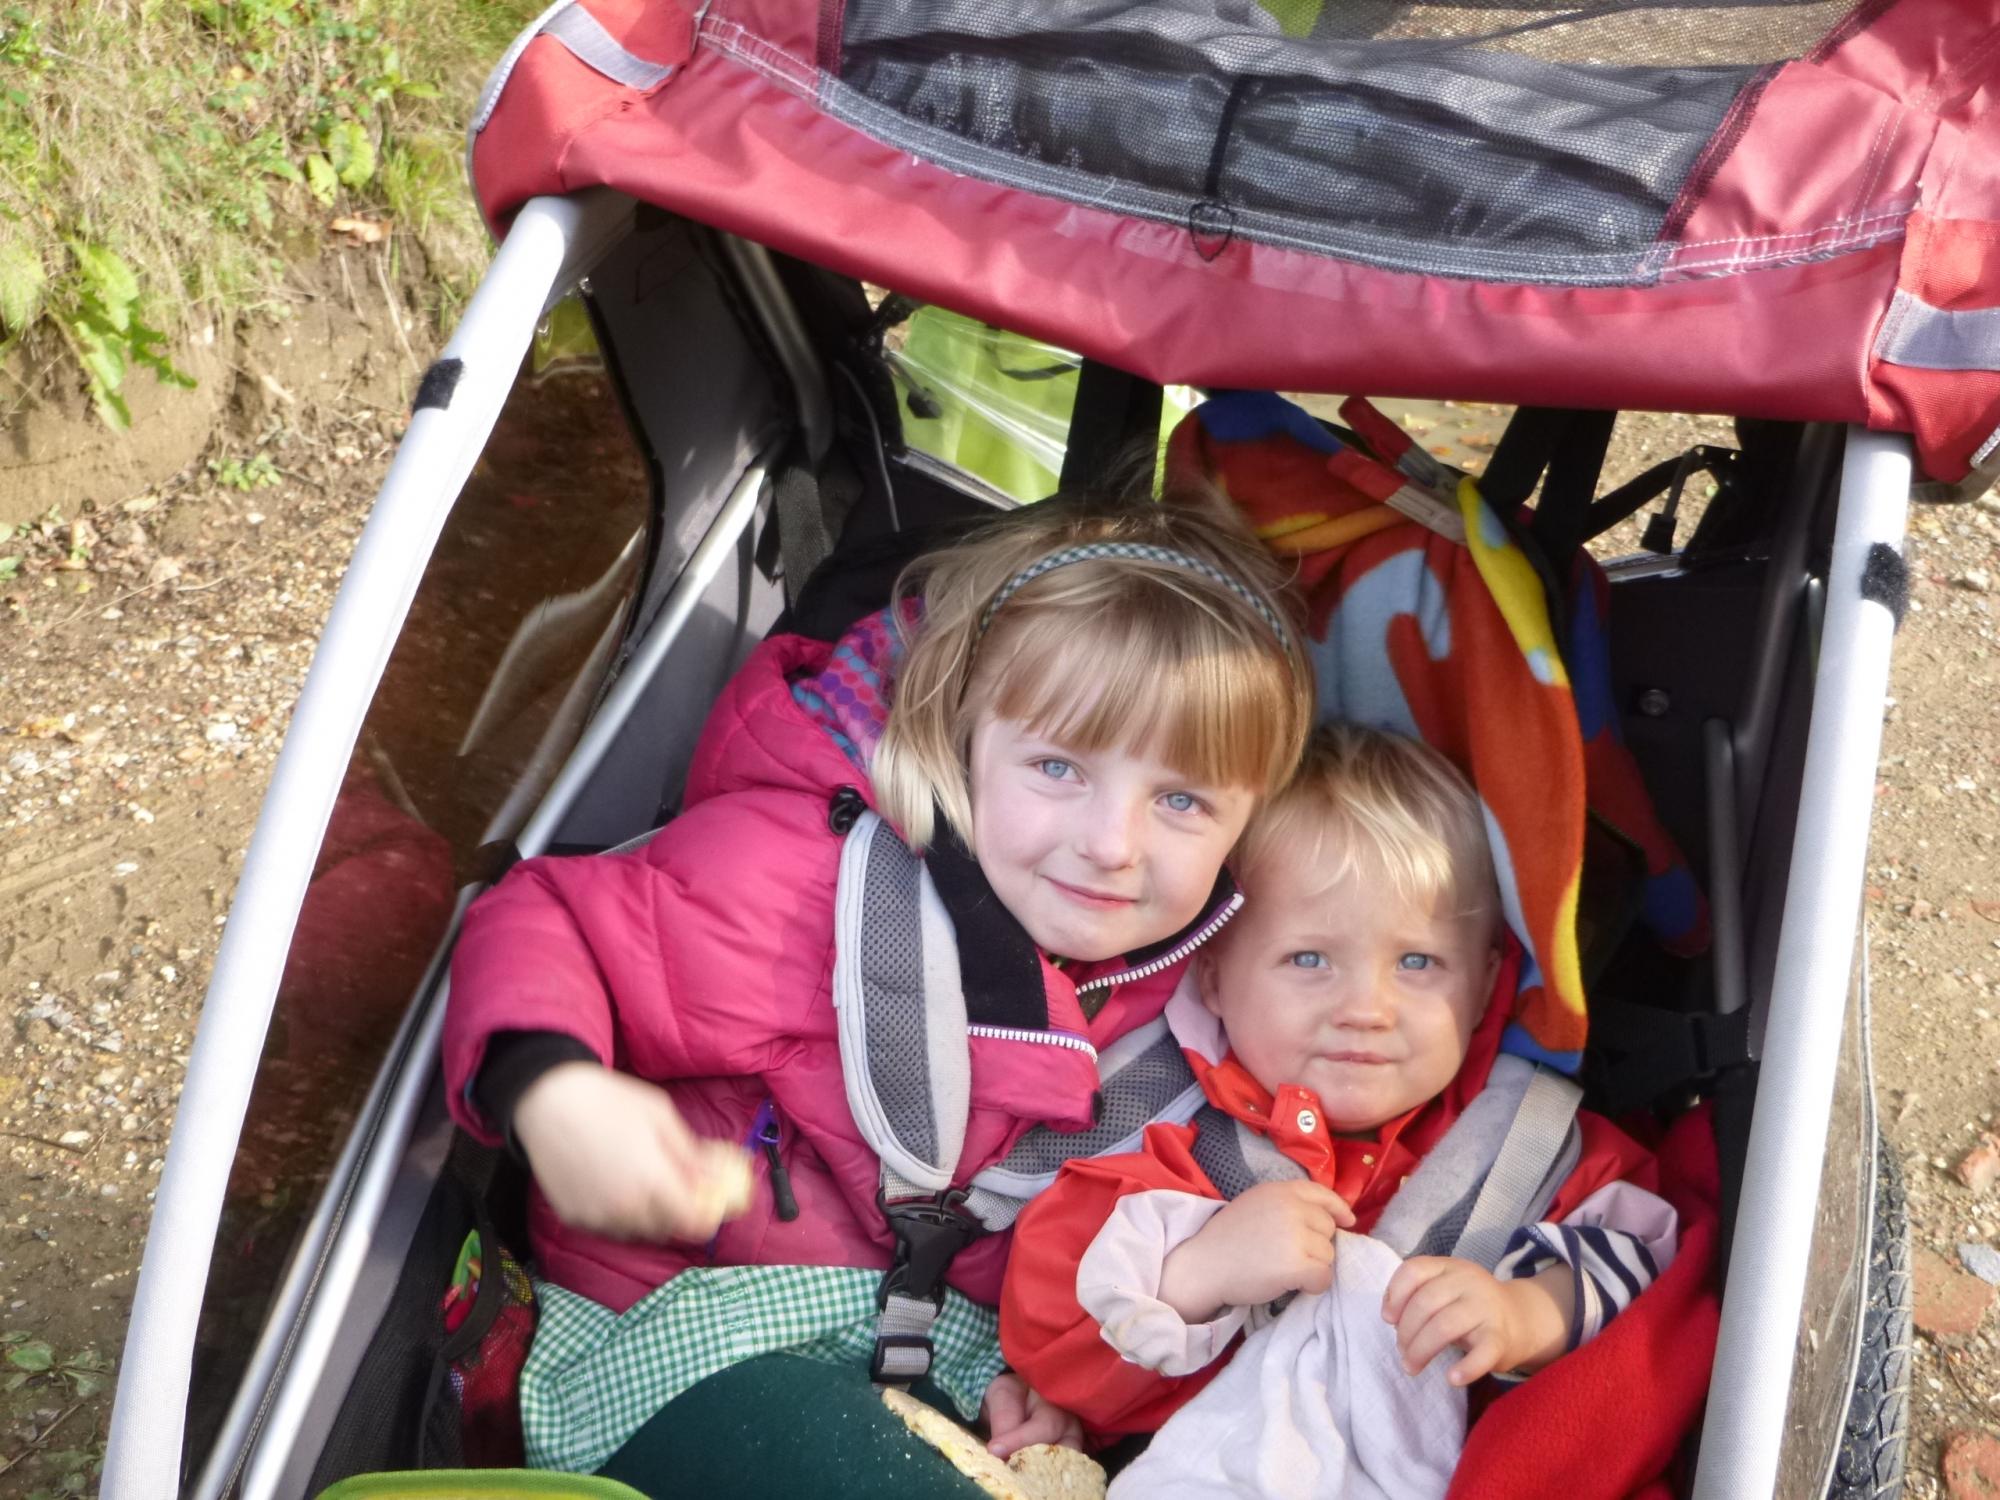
[[965, 1024, 1097, 1058], [1072, 890, 1245, 999], [751, 1097, 800, 1222]]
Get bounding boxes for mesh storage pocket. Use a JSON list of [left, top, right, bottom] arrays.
[[828, 0, 1868, 285]]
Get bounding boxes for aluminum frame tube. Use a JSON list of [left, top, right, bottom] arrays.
[[719, 237, 833, 462], [1731, 423, 1841, 850], [1702, 719, 1748, 1017], [101, 190, 631, 1500], [1691, 428, 1910, 1499], [233, 451, 776, 1497]]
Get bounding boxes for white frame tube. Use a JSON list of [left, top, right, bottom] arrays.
[[102, 190, 631, 1500], [1692, 428, 1910, 1499]]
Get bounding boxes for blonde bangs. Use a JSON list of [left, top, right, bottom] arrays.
[[868, 482, 1315, 851], [979, 584, 1301, 798], [1237, 725, 1498, 927]]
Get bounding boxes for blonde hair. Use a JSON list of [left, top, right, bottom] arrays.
[[871, 478, 1314, 851], [1236, 724, 1499, 929]]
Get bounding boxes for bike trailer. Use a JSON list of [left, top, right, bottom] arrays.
[[104, 1, 2000, 1495]]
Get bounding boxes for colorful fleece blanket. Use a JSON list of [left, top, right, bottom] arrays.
[[1167, 392, 1709, 1073]]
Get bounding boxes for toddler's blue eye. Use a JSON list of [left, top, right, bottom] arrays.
[[1037, 759, 1075, 780], [1162, 791, 1199, 814], [1288, 951, 1328, 970], [1398, 953, 1435, 972]]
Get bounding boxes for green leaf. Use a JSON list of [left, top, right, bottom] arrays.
[[6, 1339, 54, 1371], [0, 229, 46, 336], [263, 156, 302, 184], [2, 1369, 26, 1391], [63, 1367, 106, 1398], [71, 243, 138, 314], [326, 120, 375, 189], [0, 559, 18, 582], [305, 152, 337, 205], [72, 317, 127, 396]]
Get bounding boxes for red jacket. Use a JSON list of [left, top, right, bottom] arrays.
[[442, 632, 1206, 1313], [1000, 967, 1662, 1439]]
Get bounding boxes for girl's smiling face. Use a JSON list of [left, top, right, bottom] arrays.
[[966, 710, 1256, 962], [1198, 829, 1499, 1132]]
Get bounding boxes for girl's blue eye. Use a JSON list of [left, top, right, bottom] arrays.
[[1037, 759, 1075, 781], [1162, 791, 1200, 814], [1288, 951, 1328, 970], [1398, 953, 1435, 972]]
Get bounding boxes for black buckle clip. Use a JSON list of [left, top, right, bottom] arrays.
[[875, 1187, 983, 1313], [870, 1188, 984, 1382]]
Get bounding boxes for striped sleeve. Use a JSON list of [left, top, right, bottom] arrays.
[[1493, 1180, 1679, 1350]]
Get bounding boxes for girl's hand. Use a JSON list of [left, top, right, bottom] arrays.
[[1380, 1256, 1573, 1386], [511, 1061, 754, 1242], [981, 1372, 1084, 1457], [1156, 1180, 1356, 1323]]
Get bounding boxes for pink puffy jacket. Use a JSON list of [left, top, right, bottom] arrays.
[[443, 633, 1204, 1313]]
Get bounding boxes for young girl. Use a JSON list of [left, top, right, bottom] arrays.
[[440, 481, 1314, 1495]]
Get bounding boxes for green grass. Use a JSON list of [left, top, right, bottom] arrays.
[[0, 0, 544, 428]]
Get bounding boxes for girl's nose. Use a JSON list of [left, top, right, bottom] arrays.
[[1076, 793, 1142, 869]]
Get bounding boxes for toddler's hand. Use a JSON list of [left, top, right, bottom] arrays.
[[511, 1061, 754, 1243], [981, 1372, 1084, 1458], [1380, 1256, 1569, 1387], [1157, 1180, 1356, 1322]]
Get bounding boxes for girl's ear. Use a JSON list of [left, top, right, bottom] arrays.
[[1195, 950, 1225, 1018], [1481, 942, 1503, 1009]]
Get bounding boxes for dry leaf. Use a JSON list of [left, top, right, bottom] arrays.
[[1973, 900, 2000, 924], [328, 216, 390, 246]]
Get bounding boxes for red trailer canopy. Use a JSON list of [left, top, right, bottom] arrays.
[[471, 0, 2000, 485]]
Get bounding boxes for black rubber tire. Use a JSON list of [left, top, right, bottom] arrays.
[[1826, 1137, 1912, 1500]]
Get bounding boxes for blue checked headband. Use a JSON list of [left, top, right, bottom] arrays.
[[977, 542, 1292, 653]]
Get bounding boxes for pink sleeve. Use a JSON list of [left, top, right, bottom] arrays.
[[441, 791, 837, 1144]]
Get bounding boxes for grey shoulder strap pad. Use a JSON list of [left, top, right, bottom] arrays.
[[1371, 1054, 1583, 1269], [831, 810, 969, 1193]]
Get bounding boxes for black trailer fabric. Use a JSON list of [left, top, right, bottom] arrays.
[[830, 1, 1865, 286]]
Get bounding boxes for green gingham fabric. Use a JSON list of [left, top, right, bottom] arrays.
[[519, 1265, 1008, 1474]]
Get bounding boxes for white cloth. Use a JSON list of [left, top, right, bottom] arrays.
[[1098, 1217, 1464, 1500]]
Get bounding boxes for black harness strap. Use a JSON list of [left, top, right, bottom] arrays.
[[1059, 360, 1163, 493], [1531, 409, 1616, 572]]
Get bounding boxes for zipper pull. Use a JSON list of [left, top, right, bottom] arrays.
[[757, 1108, 800, 1222]]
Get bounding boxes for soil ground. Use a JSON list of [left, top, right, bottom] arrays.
[[1, 326, 1997, 1494]]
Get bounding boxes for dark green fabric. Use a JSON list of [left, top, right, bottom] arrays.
[[593, 1354, 993, 1499]]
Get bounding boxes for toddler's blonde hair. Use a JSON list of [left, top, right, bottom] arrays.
[[1237, 723, 1500, 931], [872, 477, 1313, 851]]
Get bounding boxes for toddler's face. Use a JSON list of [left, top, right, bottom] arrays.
[[1200, 832, 1498, 1132], [967, 711, 1256, 963]]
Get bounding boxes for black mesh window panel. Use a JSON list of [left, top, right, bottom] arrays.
[[831, 1, 1868, 286]]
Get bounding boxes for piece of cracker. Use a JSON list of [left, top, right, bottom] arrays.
[[881, 1386, 1025, 1498], [1006, 1444, 1107, 1500], [879, 1387, 1108, 1500]]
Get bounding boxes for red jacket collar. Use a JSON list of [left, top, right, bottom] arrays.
[[1183, 940, 1523, 1215]]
